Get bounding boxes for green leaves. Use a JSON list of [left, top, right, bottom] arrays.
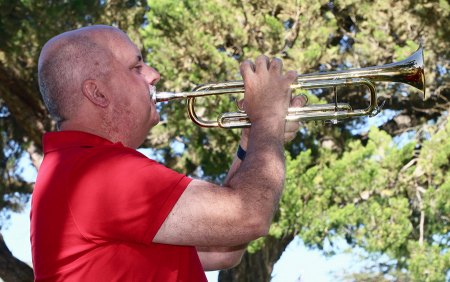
[[277, 120, 450, 280], [409, 241, 450, 282]]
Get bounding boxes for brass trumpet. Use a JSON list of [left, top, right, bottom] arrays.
[[152, 48, 426, 128]]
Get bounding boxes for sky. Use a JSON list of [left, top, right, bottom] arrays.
[[2, 146, 375, 282]]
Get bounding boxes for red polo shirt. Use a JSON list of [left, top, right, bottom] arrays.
[[31, 131, 206, 281]]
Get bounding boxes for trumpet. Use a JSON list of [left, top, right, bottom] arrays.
[[151, 48, 426, 128]]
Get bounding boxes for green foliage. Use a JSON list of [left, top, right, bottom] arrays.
[[408, 241, 450, 282], [0, 118, 31, 227], [276, 120, 450, 280]]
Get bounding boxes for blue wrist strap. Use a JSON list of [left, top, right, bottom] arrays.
[[237, 145, 246, 161]]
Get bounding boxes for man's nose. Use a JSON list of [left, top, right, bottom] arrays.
[[145, 65, 160, 85]]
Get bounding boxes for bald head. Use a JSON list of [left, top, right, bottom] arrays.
[[38, 25, 127, 128]]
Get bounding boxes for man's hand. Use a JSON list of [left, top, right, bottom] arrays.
[[240, 56, 297, 125], [239, 94, 308, 149], [284, 95, 307, 142]]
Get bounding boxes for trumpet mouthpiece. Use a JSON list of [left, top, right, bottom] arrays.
[[149, 85, 157, 103]]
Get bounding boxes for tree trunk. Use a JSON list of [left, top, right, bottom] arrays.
[[0, 233, 34, 282], [218, 234, 295, 282]]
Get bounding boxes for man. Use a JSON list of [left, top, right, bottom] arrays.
[[31, 25, 305, 281]]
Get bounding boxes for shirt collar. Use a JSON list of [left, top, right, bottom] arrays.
[[43, 131, 121, 153]]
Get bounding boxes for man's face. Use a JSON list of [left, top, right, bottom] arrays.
[[102, 32, 161, 147]]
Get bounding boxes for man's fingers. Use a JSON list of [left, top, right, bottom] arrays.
[[269, 57, 283, 74], [237, 99, 245, 111], [284, 120, 304, 143], [285, 70, 298, 84], [284, 132, 296, 143], [285, 120, 299, 132], [240, 60, 256, 80], [255, 55, 270, 73], [282, 94, 307, 143], [290, 95, 308, 107]]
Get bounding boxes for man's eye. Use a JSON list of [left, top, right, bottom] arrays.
[[134, 65, 143, 73]]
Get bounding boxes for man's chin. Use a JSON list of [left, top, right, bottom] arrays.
[[149, 115, 160, 128]]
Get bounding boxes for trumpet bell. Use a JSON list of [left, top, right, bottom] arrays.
[[364, 47, 425, 99]]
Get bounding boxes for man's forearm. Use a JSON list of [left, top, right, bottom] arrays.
[[227, 121, 286, 230]]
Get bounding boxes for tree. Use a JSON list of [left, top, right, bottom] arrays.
[[141, 0, 449, 281], [1, 0, 449, 281]]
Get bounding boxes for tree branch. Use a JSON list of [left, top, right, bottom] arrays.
[[0, 233, 34, 282]]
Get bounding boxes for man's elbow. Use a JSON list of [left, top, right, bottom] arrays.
[[220, 253, 244, 270], [203, 251, 245, 271], [244, 213, 272, 240]]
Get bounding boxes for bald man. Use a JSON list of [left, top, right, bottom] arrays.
[[31, 25, 305, 281]]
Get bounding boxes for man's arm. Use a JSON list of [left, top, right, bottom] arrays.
[[195, 129, 249, 271], [153, 56, 296, 248], [196, 96, 307, 270], [196, 244, 247, 271]]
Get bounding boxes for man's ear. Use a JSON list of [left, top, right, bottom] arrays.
[[82, 79, 109, 108]]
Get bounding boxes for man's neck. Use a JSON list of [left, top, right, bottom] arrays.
[[59, 120, 113, 143], [60, 119, 142, 149]]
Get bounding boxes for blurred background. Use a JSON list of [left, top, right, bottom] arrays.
[[0, 0, 449, 281]]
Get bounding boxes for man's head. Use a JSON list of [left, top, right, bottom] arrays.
[[38, 25, 160, 148]]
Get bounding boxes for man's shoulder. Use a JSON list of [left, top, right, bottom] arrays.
[[79, 143, 155, 168]]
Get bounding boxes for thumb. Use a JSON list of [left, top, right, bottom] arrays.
[[290, 95, 308, 107]]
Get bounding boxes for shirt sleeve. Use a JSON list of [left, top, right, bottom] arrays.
[[67, 145, 192, 245]]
